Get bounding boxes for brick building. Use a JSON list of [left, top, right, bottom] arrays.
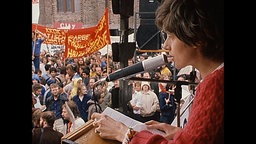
[[34, 0, 163, 54], [36, 0, 140, 30]]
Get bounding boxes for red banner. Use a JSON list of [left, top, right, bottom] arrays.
[[64, 8, 111, 58], [32, 8, 111, 58], [32, 24, 67, 45]]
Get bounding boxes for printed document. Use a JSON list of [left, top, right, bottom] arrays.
[[102, 107, 165, 136]]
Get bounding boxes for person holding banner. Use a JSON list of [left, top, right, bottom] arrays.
[[91, 0, 224, 143], [32, 29, 48, 73]]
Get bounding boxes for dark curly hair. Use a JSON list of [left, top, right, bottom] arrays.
[[156, 0, 223, 62]]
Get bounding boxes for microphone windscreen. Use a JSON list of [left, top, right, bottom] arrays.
[[142, 54, 167, 71]]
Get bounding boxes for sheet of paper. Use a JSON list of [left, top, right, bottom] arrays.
[[34, 97, 46, 111], [102, 107, 165, 136]]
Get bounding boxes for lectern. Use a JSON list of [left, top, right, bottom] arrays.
[[61, 119, 121, 144]]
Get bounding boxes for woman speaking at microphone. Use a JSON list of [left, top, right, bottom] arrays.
[[92, 0, 224, 143]]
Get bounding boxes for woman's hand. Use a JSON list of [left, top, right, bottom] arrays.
[[145, 120, 182, 140], [91, 112, 129, 142]]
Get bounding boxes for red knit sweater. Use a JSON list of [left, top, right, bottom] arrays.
[[130, 67, 224, 144]]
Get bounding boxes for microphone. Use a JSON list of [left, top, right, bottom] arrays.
[[105, 54, 168, 82]]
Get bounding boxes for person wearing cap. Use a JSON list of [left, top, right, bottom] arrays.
[[130, 81, 160, 123]]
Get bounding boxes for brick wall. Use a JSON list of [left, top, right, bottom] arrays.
[[38, 0, 140, 30]]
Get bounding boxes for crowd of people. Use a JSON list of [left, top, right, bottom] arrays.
[[32, 41, 189, 143], [31, 34, 193, 142], [32, 0, 223, 143]]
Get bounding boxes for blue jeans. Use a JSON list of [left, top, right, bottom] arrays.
[[33, 55, 40, 72]]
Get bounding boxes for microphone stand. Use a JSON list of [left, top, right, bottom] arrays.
[[174, 81, 182, 127], [189, 67, 197, 95], [175, 67, 197, 127]]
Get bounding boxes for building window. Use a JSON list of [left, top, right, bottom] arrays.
[[57, 0, 80, 13]]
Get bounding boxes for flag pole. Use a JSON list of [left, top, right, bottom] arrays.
[[107, 45, 109, 75], [32, 24, 38, 60]]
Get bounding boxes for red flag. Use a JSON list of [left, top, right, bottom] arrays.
[[96, 7, 111, 45], [32, 23, 67, 45], [64, 8, 111, 58]]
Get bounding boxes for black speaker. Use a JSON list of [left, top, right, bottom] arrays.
[[136, 0, 161, 53], [136, 24, 161, 51], [112, 0, 134, 17], [110, 29, 120, 36], [112, 43, 120, 62], [119, 42, 136, 62], [111, 42, 136, 62], [112, 0, 120, 14], [139, 0, 160, 19], [110, 87, 120, 109]]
